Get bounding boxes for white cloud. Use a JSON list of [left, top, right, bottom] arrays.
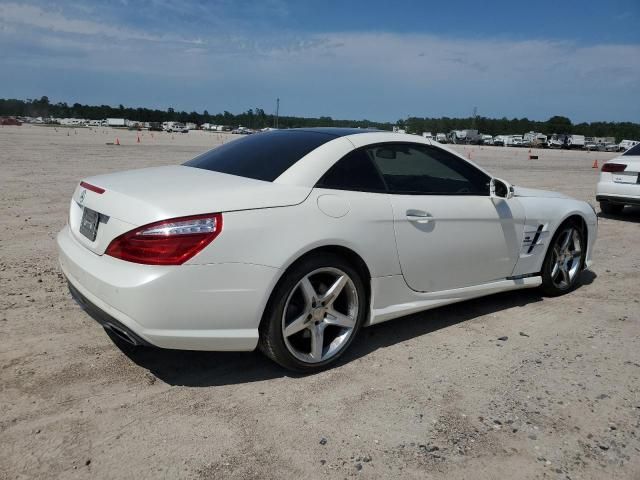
[[0, 2, 199, 43]]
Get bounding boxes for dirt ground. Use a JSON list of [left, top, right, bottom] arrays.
[[1, 125, 639, 479]]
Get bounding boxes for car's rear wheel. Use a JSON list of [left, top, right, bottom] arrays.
[[259, 253, 366, 372], [599, 201, 624, 215], [540, 220, 585, 296]]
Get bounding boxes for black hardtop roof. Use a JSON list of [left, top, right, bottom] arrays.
[[284, 127, 381, 137]]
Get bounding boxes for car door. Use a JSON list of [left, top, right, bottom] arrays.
[[368, 142, 525, 293]]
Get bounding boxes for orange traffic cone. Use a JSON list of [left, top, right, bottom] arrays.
[[115, 137, 120, 145], [592, 159, 598, 169]]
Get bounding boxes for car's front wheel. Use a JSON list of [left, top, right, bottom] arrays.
[[259, 253, 366, 372], [541, 220, 585, 296]]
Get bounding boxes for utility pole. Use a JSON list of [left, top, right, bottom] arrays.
[[275, 98, 280, 129], [471, 106, 478, 130]]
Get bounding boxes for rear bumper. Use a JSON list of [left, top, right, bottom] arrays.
[[57, 224, 280, 351], [596, 194, 640, 206], [68, 282, 152, 347], [596, 177, 640, 206]]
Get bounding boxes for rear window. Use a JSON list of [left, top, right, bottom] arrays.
[[623, 143, 640, 156], [184, 130, 337, 181]]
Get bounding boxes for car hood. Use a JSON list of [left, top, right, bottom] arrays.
[[513, 186, 569, 199]]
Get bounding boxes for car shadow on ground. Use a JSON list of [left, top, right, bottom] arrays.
[[598, 206, 640, 223], [115, 271, 596, 388]]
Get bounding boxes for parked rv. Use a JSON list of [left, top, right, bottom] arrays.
[[448, 129, 482, 144], [566, 135, 585, 149], [107, 118, 126, 128], [511, 135, 525, 147], [493, 135, 507, 146], [524, 131, 547, 148], [547, 134, 566, 149]]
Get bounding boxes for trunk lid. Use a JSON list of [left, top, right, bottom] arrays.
[[69, 165, 311, 254]]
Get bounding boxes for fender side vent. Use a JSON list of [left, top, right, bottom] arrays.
[[527, 224, 544, 254]]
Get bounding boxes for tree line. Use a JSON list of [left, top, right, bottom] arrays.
[[1, 96, 639, 140]]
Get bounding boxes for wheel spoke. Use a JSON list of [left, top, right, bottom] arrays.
[[320, 275, 347, 306], [299, 276, 317, 306], [310, 324, 325, 360], [324, 309, 355, 329], [284, 313, 309, 337], [551, 262, 560, 279], [560, 266, 570, 286], [560, 229, 572, 251]]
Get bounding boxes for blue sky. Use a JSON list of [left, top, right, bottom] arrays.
[[1, 0, 639, 122]]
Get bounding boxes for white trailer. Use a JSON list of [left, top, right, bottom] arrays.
[[524, 131, 547, 147], [107, 118, 126, 127], [547, 134, 566, 148], [493, 135, 508, 146], [566, 135, 585, 149]]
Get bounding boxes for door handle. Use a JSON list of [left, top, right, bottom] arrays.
[[406, 209, 433, 223]]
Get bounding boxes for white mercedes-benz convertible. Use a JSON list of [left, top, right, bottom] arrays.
[[58, 128, 597, 371]]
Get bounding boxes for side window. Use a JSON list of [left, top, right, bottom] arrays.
[[316, 149, 387, 192], [368, 143, 490, 195]]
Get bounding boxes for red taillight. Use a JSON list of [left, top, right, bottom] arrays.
[[80, 181, 105, 194], [105, 213, 223, 265], [601, 163, 626, 173]]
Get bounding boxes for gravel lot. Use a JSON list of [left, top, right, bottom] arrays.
[[1, 125, 639, 479]]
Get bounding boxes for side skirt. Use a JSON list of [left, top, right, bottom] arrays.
[[368, 275, 542, 326]]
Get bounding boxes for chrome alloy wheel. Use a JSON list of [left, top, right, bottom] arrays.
[[550, 226, 583, 289], [281, 267, 359, 364]]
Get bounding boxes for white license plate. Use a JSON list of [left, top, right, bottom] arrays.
[[613, 173, 639, 184]]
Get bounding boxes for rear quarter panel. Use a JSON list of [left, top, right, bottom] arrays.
[[188, 189, 401, 279]]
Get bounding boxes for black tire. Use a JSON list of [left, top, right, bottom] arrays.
[[540, 219, 585, 297], [259, 252, 367, 372], [599, 201, 623, 215]]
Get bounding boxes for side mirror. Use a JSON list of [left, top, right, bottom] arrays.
[[490, 178, 514, 199]]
